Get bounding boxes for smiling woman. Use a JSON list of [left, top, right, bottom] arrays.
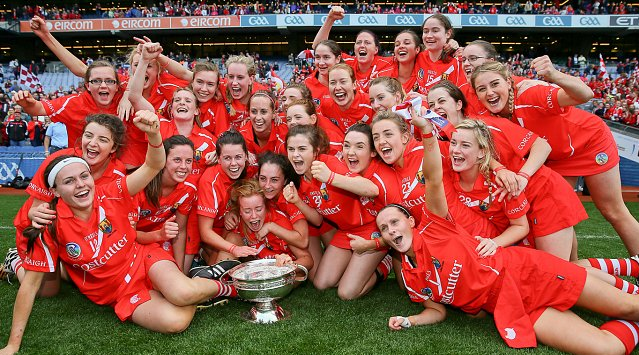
[[12, 61, 123, 150]]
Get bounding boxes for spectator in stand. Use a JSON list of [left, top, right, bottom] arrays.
[[0, 93, 11, 122], [43, 120, 67, 156], [27, 117, 44, 146], [9, 59, 19, 80], [6, 109, 28, 146]]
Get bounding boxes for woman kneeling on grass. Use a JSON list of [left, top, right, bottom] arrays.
[[0, 111, 235, 355], [378, 110, 639, 355]]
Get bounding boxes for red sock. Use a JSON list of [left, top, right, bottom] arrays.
[[613, 276, 639, 294], [600, 320, 639, 355], [212, 280, 237, 298], [376, 254, 393, 281], [587, 257, 639, 277]]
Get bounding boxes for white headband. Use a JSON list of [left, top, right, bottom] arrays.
[[47, 157, 91, 187]]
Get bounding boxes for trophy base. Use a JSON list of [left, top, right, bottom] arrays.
[[242, 301, 290, 324]]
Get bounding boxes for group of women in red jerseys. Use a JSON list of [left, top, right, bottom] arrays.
[[2, 11, 639, 355]]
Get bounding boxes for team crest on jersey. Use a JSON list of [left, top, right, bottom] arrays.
[[329, 118, 339, 127], [421, 287, 433, 298], [170, 202, 180, 213], [418, 68, 424, 79], [441, 73, 449, 81], [139, 209, 152, 218], [99, 218, 113, 234], [479, 200, 490, 211], [224, 102, 232, 113], [370, 231, 381, 239], [313, 98, 321, 106], [595, 152, 608, 165], [156, 108, 164, 116], [130, 294, 140, 304], [412, 82, 420, 92], [431, 256, 443, 271], [416, 170, 425, 184], [195, 150, 203, 161], [66, 242, 82, 260], [359, 196, 372, 205], [320, 183, 330, 201]]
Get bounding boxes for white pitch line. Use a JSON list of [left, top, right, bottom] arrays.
[[577, 234, 619, 239]]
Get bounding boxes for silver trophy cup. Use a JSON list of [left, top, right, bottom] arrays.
[[225, 259, 308, 323]]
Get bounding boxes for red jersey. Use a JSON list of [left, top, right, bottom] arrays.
[[357, 158, 402, 217], [512, 85, 612, 164], [298, 154, 376, 230], [120, 72, 187, 167], [414, 53, 466, 96], [376, 62, 419, 93], [238, 120, 287, 156], [41, 90, 123, 148], [134, 180, 197, 232], [270, 194, 305, 225], [317, 114, 345, 156], [304, 71, 331, 109], [342, 53, 394, 92], [27, 147, 126, 203], [18, 179, 145, 307], [320, 91, 374, 133], [218, 80, 268, 130], [450, 167, 529, 233], [403, 208, 586, 349], [199, 99, 231, 138], [394, 140, 426, 224], [197, 164, 257, 234], [159, 119, 216, 178], [235, 209, 294, 259]]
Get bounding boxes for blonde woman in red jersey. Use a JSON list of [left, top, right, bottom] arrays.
[[471, 60, 639, 257]]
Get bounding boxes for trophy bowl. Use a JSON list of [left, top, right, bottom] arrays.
[[225, 259, 308, 324]]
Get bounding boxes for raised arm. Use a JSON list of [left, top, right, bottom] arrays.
[[30, 16, 87, 77], [134, 36, 193, 82], [1, 270, 45, 354], [312, 6, 343, 49], [126, 110, 165, 195], [12, 91, 47, 117], [412, 111, 447, 218], [127, 42, 159, 112], [530, 55, 593, 107]]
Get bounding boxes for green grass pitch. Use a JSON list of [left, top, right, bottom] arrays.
[[0, 195, 637, 354]]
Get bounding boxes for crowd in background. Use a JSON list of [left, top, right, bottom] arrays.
[[3, 0, 637, 21]]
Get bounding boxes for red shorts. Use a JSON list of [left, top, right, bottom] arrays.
[[185, 210, 201, 255], [308, 221, 335, 238], [113, 243, 175, 321], [484, 246, 586, 325], [525, 170, 588, 237], [546, 121, 619, 176], [329, 222, 380, 250]]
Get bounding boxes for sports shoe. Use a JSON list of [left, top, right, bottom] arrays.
[[189, 259, 241, 280], [196, 297, 230, 311], [0, 248, 19, 283]]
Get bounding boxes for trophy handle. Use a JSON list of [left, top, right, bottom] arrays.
[[294, 264, 309, 282]]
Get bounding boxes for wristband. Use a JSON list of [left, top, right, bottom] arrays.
[[422, 130, 436, 139], [148, 140, 163, 149], [228, 244, 237, 254], [397, 316, 412, 328], [493, 166, 507, 174], [517, 171, 531, 181], [327, 171, 336, 185], [374, 238, 381, 250]]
